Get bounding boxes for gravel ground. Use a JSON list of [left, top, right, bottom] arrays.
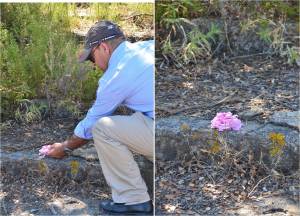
[[156, 56, 299, 123]]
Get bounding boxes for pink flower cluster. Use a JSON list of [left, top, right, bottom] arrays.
[[211, 112, 242, 132], [39, 145, 51, 157]]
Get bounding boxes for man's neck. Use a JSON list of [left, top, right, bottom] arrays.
[[111, 39, 125, 52]]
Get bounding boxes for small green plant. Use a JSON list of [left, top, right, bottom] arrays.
[[38, 160, 49, 175], [0, 120, 13, 131], [161, 34, 174, 55], [156, 0, 204, 24], [183, 24, 221, 63], [57, 100, 82, 118], [180, 122, 191, 132], [241, 18, 280, 46], [241, 17, 297, 65], [160, 20, 221, 65], [210, 130, 221, 154], [14, 99, 47, 123], [286, 46, 299, 65], [180, 122, 201, 159]]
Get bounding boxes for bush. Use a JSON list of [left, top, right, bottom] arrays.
[[0, 4, 97, 120], [1, 3, 153, 121], [156, 0, 299, 66]]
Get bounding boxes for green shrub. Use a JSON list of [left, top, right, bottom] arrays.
[[0, 4, 85, 120], [156, 0, 204, 24], [0, 23, 32, 118], [183, 23, 221, 63], [1, 3, 153, 121], [156, 1, 298, 66]]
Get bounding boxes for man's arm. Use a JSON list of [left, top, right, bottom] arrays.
[[47, 87, 123, 159], [46, 88, 123, 159], [47, 135, 89, 159]]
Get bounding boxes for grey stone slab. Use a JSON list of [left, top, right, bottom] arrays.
[[72, 145, 99, 161], [1, 147, 153, 195], [156, 116, 299, 172], [270, 111, 300, 130]]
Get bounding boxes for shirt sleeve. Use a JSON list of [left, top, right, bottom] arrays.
[[74, 82, 126, 139]]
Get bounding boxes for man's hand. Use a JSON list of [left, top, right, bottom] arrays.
[[47, 142, 66, 159], [47, 135, 89, 159]]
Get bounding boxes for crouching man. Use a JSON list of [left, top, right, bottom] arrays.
[[46, 20, 154, 215]]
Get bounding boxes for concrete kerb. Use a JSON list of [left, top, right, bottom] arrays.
[[156, 116, 299, 173], [1, 146, 153, 197]]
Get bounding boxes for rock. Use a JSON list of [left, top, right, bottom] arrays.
[[72, 144, 99, 161], [48, 196, 88, 215], [1, 147, 153, 197], [240, 110, 263, 120], [156, 116, 299, 173], [71, 144, 153, 194], [270, 111, 300, 131]]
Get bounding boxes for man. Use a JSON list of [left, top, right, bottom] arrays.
[[46, 20, 154, 215]]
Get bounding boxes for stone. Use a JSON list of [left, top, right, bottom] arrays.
[[239, 110, 263, 120], [29, 209, 38, 213], [156, 116, 299, 173], [48, 196, 88, 215], [72, 144, 99, 161], [1, 147, 153, 196], [270, 111, 300, 130]]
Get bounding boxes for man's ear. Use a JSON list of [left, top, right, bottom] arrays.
[[101, 42, 111, 54]]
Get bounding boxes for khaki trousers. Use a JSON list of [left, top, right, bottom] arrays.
[[92, 112, 153, 205]]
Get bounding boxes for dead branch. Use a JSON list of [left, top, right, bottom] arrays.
[[247, 175, 271, 197], [123, 13, 153, 20], [164, 90, 240, 116]]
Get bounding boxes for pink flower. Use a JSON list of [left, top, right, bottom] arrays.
[[39, 145, 51, 157], [211, 112, 242, 132]]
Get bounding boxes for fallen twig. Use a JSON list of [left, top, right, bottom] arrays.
[[263, 208, 287, 214], [248, 175, 271, 197], [228, 52, 275, 61], [224, 21, 233, 55], [123, 13, 153, 20], [161, 90, 240, 116]]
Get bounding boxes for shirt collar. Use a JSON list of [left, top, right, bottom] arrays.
[[108, 41, 127, 67]]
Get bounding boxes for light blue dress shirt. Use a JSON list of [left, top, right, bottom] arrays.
[[74, 40, 154, 139]]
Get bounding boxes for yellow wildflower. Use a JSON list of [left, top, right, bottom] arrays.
[[70, 160, 80, 176], [268, 132, 286, 157]]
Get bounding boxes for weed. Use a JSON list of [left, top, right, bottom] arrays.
[[210, 140, 221, 154], [183, 24, 221, 63], [57, 100, 82, 118], [156, 1, 298, 66], [38, 160, 49, 175], [70, 160, 80, 176], [286, 46, 299, 65], [241, 17, 298, 65], [180, 122, 191, 132], [14, 99, 48, 123], [268, 132, 286, 157], [0, 120, 13, 131]]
